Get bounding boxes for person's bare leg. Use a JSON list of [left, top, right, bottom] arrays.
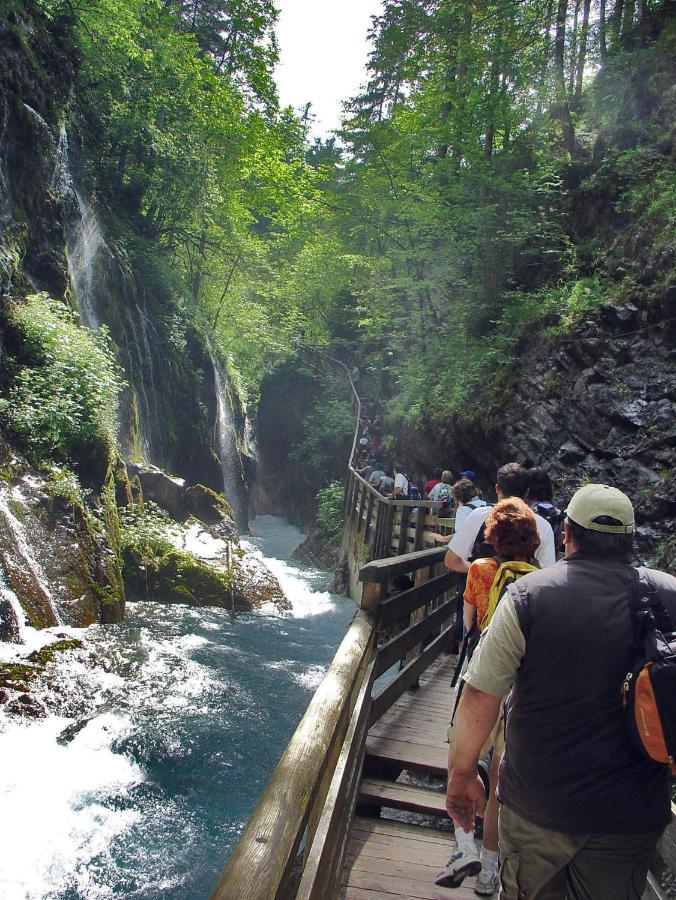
[[474, 752, 501, 895]]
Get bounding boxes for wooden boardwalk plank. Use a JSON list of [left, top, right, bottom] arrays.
[[342, 657, 460, 898], [343, 818, 475, 900], [366, 736, 448, 776], [351, 817, 451, 845], [359, 778, 447, 817]]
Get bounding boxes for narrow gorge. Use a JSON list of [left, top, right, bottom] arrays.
[[0, 0, 674, 896]]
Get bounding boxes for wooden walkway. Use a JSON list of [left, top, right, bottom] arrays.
[[343, 654, 479, 900]]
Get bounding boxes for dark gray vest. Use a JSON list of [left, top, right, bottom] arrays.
[[498, 555, 674, 834]]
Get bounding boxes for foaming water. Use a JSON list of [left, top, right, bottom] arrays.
[[0, 516, 354, 899]]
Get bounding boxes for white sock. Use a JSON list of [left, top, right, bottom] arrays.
[[454, 827, 475, 845], [481, 847, 499, 871]]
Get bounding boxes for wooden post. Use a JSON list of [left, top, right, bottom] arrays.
[[364, 492, 375, 553], [414, 507, 426, 551], [372, 502, 383, 560], [398, 506, 411, 555], [356, 484, 367, 533], [383, 504, 395, 557], [360, 581, 382, 613]]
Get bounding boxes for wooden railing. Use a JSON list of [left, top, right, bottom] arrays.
[[344, 468, 443, 560], [211, 547, 456, 900]]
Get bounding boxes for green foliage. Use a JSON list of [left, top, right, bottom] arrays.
[[2, 295, 125, 468], [290, 392, 354, 480], [315, 481, 345, 541], [45, 466, 86, 511], [119, 501, 174, 558]]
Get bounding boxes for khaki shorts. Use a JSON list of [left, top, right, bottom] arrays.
[[498, 803, 660, 899], [447, 691, 506, 757]]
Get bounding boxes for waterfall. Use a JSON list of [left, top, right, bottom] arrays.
[[0, 489, 63, 629], [0, 103, 12, 233], [23, 103, 55, 149], [0, 567, 25, 643], [211, 347, 248, 529], [53, 125, 110, 330], [121, 295, 164, 463]]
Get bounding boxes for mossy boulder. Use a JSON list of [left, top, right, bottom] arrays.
[[124, 546, 235, 608], [124, 463, 237, 537], [123, 525, 289, 613], [27, 636, 84, 665]]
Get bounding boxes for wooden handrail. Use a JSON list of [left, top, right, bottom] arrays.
[[351, 469, 444, 507], [210, 610, 376, 900], [359, 546, 447, 582], [373, 597, 455, 678], [378, 570, 457, 624]]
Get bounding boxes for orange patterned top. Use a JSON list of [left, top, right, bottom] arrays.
[[464, 557, 500, 628]]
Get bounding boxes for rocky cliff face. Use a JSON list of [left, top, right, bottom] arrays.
[[393, 298, 675, 569], [252, 359, 322, 528], [503, 301, 675, 565], [0, 3, 252, 505], [0, 3, 255, 636]]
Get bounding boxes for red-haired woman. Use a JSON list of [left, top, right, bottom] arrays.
[[437, 498, 540, 895]]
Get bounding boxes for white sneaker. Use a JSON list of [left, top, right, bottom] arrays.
[[474, 866, 499, 896], [435, 842, 481, 888]]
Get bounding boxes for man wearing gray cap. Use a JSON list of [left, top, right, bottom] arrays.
[[445, 483, 676, 898]]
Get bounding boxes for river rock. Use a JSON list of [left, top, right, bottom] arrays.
[[7, 694, 46, 718], [125, 463, 238, 538], [125, 517, 288, 612]]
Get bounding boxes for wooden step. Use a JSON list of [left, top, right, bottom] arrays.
[[344, 816, 476, 899], [366, 735, 449, 778], [359, 777, 448, 818]]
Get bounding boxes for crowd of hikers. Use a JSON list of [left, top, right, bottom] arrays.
[[432, 462, 676, 899], [351, 444, 676, 898]]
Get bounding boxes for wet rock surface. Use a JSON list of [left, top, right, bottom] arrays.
[[123, 517, 288, 613], [0, 454, 125, 630], [395, 302, 674, 571], [126, 463, 238, 539]]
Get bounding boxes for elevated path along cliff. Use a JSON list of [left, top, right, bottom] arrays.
[[210, 352, 676, 900]]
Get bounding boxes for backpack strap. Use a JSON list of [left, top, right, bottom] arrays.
[[628, 568, 672, 661]]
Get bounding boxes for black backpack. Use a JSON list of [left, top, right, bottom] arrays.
[[533, 501, 564, 551], [398, 473, 419, 501], [623, 569, 676, 774], [469, 504, 494, 560]]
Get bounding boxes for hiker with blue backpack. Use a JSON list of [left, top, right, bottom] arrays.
[[390, 464, 422, 501], [437, 497, 541, 893]]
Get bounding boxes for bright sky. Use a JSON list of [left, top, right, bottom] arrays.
[[274, 0, 384, 138]]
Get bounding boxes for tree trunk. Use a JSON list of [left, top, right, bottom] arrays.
[[621, 0, 636, 44], [484, 59, 500, 160], [568, 0, 581, 95], [610, 0, 624, 49], [574, 0, 591, 102], [599, 0, 608, 60], [553, 0, 577, 157], [537, 0, 554, 114]]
